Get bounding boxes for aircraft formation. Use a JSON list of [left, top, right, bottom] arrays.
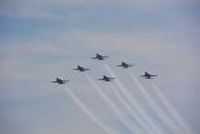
[[51, 53, 157, 84]]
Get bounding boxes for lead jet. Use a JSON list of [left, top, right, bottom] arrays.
[[73, 65, 90, 72], [98, 75, 115, 82], [141, 72, 157, 79], [92, 53, 109, 60], [117, 61, 133, 68], [51, 77, 69, 84]]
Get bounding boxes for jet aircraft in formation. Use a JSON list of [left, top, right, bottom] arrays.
[[141, 72, 158, 79], [92, 53, 109, 60], [98, 75, 115, 82], [73, 65, 90, 72], [117, 61, 133, 68], [51, 77, 69, 84], [52, 54, 158, 84]]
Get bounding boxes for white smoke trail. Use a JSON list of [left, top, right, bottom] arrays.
[[109, 83, 156, 134], [128, 70, 183, 134], [150, 83, 193, 134], [85, 73, 143, 134], [104, 64, 163, 134], [64, 87, 116, 134]]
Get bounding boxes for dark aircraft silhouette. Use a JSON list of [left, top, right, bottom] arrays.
[[92, 53, 109, 60], [141, 72, 157, 79], [117, 61, 133, 68], [73, 65, 90, 72], [98, 75, 115, 82], [51, 77, 69, 84]]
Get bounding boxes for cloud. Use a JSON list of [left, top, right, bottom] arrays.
[[2, 0, 198, 21], [1, 29, 198, 83], [1, 28, 199, 134], [8, 0, 197, 7], [1, 1, 199, 132]]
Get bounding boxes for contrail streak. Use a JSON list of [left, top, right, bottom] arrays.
[[109, 83, 156, 134], [128, 70, 183, 134], [104, 63, 163, 134], [150, 83, 193, 134], [63, 87, 116, 134], [85, 73, 142, 134]]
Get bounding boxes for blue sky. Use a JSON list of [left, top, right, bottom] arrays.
[[0, 0, 199, 134]]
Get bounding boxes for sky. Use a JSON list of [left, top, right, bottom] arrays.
[[0, 0, 199, 134]]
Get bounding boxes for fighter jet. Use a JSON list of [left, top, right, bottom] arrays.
[[141, 72, 157, 79], [98, 75, 115, 82], [73, 65, 90, 72], [117, 61, 133, 68], [92, 53, 109, 60], [51, 77, 69, 84]]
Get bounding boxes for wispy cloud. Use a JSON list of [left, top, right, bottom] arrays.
[[2, 0, 198, 21], [0, 0, 199, 134]]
